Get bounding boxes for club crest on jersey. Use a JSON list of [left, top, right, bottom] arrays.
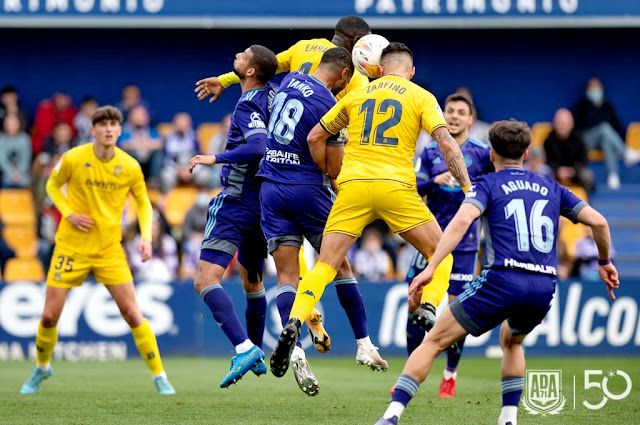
[[248, 112, 266, 129], [114, 165, 123, 176], [522, 370, 566, 416]]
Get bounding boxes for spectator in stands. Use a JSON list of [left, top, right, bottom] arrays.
[[456, 87, 490, 144], [33, 122, 76, 212], [207, 113, 232, 188], [31, 92, 77, 156], [574, 227, 616, 280], [544, 108, 595, 192], [574, 77, 640, 189], [0, 113, 31, 188], [0, 85, 28, 131], [354, 229, 392, 282], [126, 209, 178, 282], [180, 178, 210, 278], [524, 147, 553, 180], [73, 96, 98, 145], [118, 84, 151, 122], [36, 197, 60, 269], [0, 218, 15, 275], [119, 105, 163, 187], [161, 112, 203, 192]]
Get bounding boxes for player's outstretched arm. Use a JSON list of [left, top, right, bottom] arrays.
[[576, 205, 620, 299], [431, 127, 471, 192], [308, 123, 331, 174], [409, 203, 481, 301]]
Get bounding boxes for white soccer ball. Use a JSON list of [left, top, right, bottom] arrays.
[[352, 34, 390, 79]]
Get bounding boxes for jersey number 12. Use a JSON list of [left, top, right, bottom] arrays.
[[358, 98, 402, 147]]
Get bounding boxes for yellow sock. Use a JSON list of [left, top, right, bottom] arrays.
[[36, 321, 57, 367], [290, 261, 337, 322], [298, 246, 308, 279], [131, 319, 164, 375], [421, 253, 454, 307]]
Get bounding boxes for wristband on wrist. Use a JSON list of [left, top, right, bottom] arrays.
[[598, 258, 611, 266], [461, 183, 471, 194]]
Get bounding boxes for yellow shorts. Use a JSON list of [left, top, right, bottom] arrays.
[[46, 244, 133, 288], [324, 180, 435, 237]]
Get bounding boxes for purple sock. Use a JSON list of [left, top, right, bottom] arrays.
[[276, 284, 302, 348], [245, 289, 266, 349], [502, 376, 524, 406], [446, 335, 466, 372], [201, 284, 248, 347], [335, 278, 368, 339], [392, 374, 420, 406], [406, 313, 425, 355]]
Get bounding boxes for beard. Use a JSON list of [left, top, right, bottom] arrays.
[[233, 64, 246, 80]]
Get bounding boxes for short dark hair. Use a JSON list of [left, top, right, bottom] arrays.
[[335, 15, 371, 39], [319, 47, 354, 77], [489, 119, 532, 159], [92, 105, 123, 126], [380, 42, 414, 66], [444, 92, 476, 116], [248, 45, 278, 83], [1, 85, 16, 95]]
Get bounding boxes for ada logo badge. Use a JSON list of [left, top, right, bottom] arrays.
[[248, 112, 266, 129], [522, 370, 566, 415]]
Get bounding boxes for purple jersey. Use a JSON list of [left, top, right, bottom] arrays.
[[218, 82, 277, 200], [257, 72, 338, 186], [416, 138, 493, 252], [463, 168, 587, 276]]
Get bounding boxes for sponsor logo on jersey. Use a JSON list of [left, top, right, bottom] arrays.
[[301, 290, 316, 299], [248, 112, 266, 129]]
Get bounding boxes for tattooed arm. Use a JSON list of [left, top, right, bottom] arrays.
[[431, 126, 471, 191]]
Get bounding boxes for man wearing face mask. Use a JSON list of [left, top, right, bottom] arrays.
[[573, 77, 640, 190]]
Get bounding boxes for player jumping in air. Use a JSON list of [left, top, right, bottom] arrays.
[[19, 106, 175, 395], [405, 92, 493, 397], [269, 42, 471, 378], [258, 47, 388, 395], [189, 45, 278, 388], [194, 15, 371, 103], [194, 15, 374, 356], [375, 119, 619, 425]]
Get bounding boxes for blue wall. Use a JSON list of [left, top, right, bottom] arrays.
[[2, 28, 639, 128]]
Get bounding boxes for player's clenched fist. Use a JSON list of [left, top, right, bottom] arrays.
[[138, 239, 152, 262], [194, 77, 224, 103], [67, 213, 94, 232], [189, 155, 217, 173]]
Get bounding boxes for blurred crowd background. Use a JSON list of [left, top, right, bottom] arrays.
[[1, 25, 639, 285]]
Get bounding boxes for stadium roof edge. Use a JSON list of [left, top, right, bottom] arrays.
[[1, 16, 640, 29]]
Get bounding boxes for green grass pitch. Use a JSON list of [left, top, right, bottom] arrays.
[[1, 356, 638, 424]]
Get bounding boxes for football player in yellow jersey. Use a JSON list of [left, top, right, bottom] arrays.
[[19, 106, 175, 396], [194, 15, 371, 103], [269, 42, 472, 377]]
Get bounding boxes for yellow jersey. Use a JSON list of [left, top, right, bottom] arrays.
[[320, 75, 448, 187], [49, 144, 150, 255], [218, 38, 369, 100]]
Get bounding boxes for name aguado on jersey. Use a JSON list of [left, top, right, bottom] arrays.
[[466, 169, 586, 277]]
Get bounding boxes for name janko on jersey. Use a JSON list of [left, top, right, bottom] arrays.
[[85, 179, 117, 191]]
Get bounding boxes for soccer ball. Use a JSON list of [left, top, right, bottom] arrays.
[[351, 34, 390, 79]]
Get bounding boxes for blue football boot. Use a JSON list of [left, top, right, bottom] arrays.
[[20, 367, 53, 394], [220, 346, 265, 388]]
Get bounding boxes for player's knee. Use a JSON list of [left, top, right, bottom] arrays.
[[120, 303, 143, 327], [40, 312, 59, 328]]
